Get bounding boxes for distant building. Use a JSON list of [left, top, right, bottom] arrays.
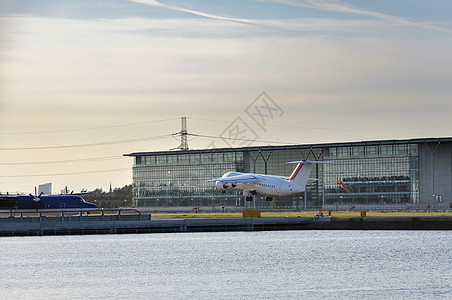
[[38, 183, 52, 195], [124, 137, 452, 210]]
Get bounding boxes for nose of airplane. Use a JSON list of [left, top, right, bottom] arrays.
[[87, 202, 98, 208], [215, 181, 225, 190]]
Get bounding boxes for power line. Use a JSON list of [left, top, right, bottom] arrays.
[[190, 133, 296, 145], [0, 168, 130, 178], [0, 155, 123, 166], [0, 135, 172, 151], [188, 117, 443, 135], [0, 118, 179, 135]]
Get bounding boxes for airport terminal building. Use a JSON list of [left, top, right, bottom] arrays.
[[124, 137, 452, 210]]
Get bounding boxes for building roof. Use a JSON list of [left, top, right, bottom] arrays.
[[123, 137, 451, 157]]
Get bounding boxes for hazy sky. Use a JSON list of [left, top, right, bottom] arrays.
[[1, 0, 452, 194]]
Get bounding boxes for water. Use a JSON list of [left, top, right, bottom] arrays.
[[1, 231, 451, 299]]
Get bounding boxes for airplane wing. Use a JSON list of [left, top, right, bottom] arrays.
[[207, 174, 260, 184], [61, 191, 93, 196]]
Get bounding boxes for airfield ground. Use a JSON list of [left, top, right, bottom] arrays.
[[151, 211, 452, 219], [2, 210, 452, 236]]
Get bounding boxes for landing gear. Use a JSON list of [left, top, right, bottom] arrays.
[[243, 190, 256, 202], [243, 191, 256, 209], [265, 196, 273, 201]]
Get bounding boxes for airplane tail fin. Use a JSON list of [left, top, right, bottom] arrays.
[[337, 180, 351, 193], [287, 160, 330, 186]]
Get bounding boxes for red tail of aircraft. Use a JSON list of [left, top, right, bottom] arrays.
[[337, 180, 351, 193]]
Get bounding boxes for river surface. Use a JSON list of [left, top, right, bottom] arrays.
[[1, 230, 451, 299]]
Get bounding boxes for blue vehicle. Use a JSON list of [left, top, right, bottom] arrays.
[[0, 193, 98, 211]]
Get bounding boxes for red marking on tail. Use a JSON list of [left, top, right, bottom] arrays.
[[337, 180, 351, 193], [288, 163, 304, 181]]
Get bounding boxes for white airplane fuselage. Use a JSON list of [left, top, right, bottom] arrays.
[[214, 172, 305, 197], [209, 160, 326, 201]]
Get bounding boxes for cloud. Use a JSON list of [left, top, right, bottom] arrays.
[[262, 0, 452, 33], [128, 0, 253, 24], [126, 0, 381, 35], [1, 2, 452, 193], [125, 0, 452, 39]]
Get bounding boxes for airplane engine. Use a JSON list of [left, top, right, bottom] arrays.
[[215, 181, 227, 190], [218, 182, 238, 189], [30, 193, 44, 208]]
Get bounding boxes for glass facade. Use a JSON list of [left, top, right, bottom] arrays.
[[132, 152, 244, 207], [128, 141, 421, 209], [323, 144, 419, 205], [245, 148, 324, 208]]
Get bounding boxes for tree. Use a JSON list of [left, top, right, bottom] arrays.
[[83, 184, 132, 208]]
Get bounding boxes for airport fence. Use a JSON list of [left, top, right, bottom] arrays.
[[129, 202, 452, 214]]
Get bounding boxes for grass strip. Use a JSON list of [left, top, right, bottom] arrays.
[[152, 211, 452, 219]]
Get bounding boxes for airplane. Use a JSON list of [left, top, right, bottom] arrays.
[[208, 160, 330, 202], [0, 192, 98, 211]]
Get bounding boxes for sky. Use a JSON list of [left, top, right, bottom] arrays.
[[1, 0, 452, 194]]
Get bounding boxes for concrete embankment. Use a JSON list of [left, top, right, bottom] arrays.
[[322, 216, 452, 230], [1, 213, 452, 236], [156, 216, 452, 232], [0, 211, 153, 236]]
